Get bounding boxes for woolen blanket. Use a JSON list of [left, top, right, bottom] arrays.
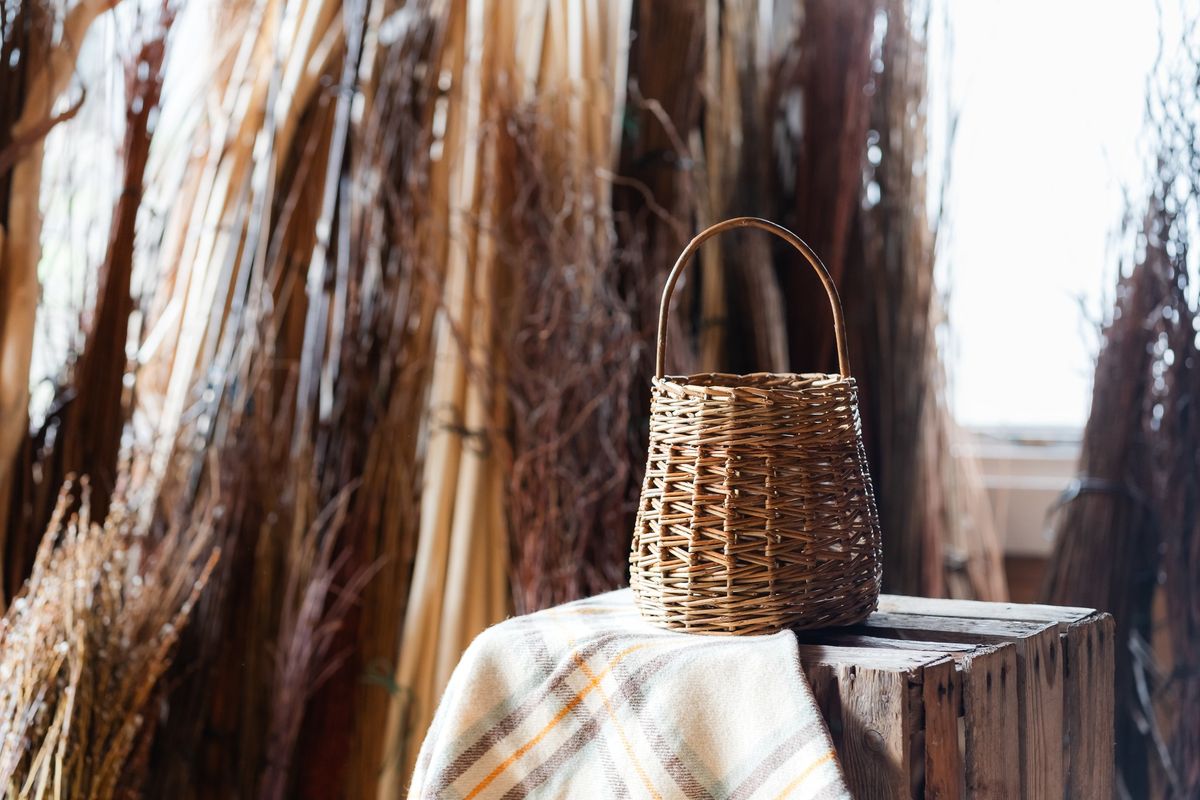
[[409, 588, 850, 799]]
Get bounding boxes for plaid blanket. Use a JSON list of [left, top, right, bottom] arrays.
[[409, 589, 850, 799]]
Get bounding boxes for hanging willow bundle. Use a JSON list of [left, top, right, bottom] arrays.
[[1044, 15, 1200, 795], [485, 1, 636, 616]]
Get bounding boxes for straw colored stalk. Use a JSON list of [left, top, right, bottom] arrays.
[[0, 479, 217, 799], [126, 0, 377, 794], [131, 0, 448, 795], [133, 0, 339, 501], [380, 0, 517, 790], [0, 0, 117, 595]]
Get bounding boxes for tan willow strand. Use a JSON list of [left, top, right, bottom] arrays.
[[631, 217, 882, 635]]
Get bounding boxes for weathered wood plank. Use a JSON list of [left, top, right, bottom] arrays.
[[834, 663, 915, 800], [797, 631, 977, 656], [960, 644, 1020, 798], [1018, 624, 1064, 798], [857, 606, 1067, 797], [921, 657, 963, 800], [797, 598, 1112, 799], [879, 594, 1095, 629], [795, 642, 956, 671], [1062, 612, 1114, 799], [852, 612, 1055, 644]]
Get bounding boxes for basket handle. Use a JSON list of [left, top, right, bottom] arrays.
[[655, 216, 851, 379]]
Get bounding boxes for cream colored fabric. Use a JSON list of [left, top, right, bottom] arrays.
[[411, 590, 851, 800]]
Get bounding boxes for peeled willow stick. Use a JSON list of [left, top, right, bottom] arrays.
[[380, 0, 505, 792], [132, 0, 377, 794], [700, 0, 789, 374]]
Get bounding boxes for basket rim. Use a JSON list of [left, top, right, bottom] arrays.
[[653, 371, 855, 395]]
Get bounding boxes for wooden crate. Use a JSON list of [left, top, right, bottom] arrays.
[[795, 594, 1114, 799]]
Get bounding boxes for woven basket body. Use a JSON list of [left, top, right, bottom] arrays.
[[630, 218, 882, 635]]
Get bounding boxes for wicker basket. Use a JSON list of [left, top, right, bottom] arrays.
[[630, 217, 882, 635]]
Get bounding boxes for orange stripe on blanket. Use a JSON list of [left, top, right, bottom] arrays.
[[462, 641, 657, 800], [545, 606, 639, 616], [772, 750, 837, 799], [548, 609, 663, 800], [569, 650, 663, 800]]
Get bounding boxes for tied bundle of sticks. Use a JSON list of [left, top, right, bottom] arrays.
[[1043, 10, 1200, 798]]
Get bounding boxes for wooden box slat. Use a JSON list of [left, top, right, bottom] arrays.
[[921, 657, 963, 800], [877, 594, 1096, 628], [1062, 614, 1115, 799], [798, 595, 1114, 799], [960, 644, 1020, 798]]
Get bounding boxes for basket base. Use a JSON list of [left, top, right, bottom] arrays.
[[630, 580, 880, 636]]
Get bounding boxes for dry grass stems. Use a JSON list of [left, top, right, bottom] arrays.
[[0, 479, 216, 799]]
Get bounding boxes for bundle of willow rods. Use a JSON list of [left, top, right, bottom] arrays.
[[1042, 233, 1162, 797], [0, 0, 994, 796], [1044, 13, 1200, 797], [497, 89, 638, 612]]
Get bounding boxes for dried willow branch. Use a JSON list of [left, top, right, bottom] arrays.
[[138, 1, 448, 796], [497, 102, 639, 614], [5, 1, 176, 586]]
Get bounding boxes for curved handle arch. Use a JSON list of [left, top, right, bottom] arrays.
[[655, 217, 851, 379]]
